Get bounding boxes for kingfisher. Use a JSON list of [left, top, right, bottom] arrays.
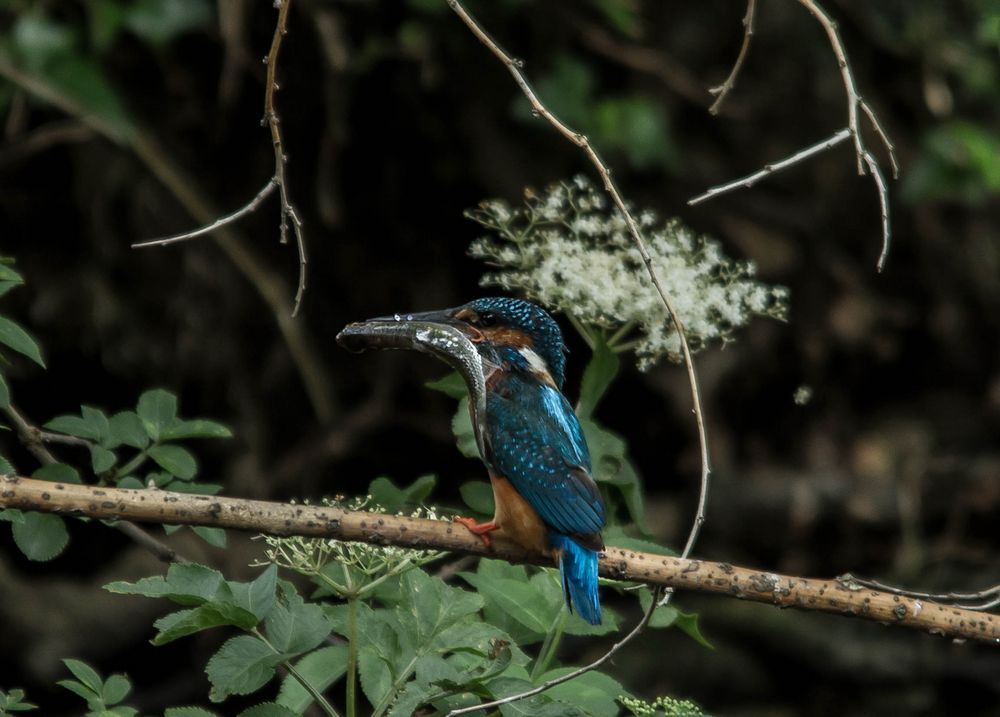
[[338, 297, 605, 624]]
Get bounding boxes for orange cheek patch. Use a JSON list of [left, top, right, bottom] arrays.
[[482, 327, 533, 348]]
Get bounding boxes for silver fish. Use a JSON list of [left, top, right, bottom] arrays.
[[336, 319, 493, 460]]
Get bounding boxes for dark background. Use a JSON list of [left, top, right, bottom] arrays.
[[1, 1, 999, 715]]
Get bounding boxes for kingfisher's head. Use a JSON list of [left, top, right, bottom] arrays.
[[422, 297, 567, 388]]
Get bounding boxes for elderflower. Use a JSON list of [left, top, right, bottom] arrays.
[[254, 495, 447, 594], [466, 177, 788, 370]]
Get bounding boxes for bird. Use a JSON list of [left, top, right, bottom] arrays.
[[340, 297, 606, 624]]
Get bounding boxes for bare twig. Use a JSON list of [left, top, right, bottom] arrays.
[[689, 128, 851, 206], [131, 0, 308, 315], [1, 405, 183, 563], [264, 0, 308, 316], [793, 0, 897, 270], [447, 588, 662, 716], [839, 574, 1000, 611], [708, 0, 757, 115], [2, 476, 999, 644], [445, 0, 711, 561], [132, 180, 277, 249]]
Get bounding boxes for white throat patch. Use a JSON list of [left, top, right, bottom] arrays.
[[517, 346, 555, 385]]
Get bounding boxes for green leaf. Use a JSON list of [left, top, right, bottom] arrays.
[[399, 569, 485, 646], [149, 444, 197, 480], [152, 602, 259, 645], [358, 646, 394, 708], [0, 508, 24, 524], [0, 686, 37, 712], [0, 317, 44, 368], [137, 389, 177, 441], [108, 412, 148, 449], [0, 454, 15, 476], [275, 645, 348, 713], [62, 659, 104, 694], [101, 674, 131, 705], [229, 565, 278, 622], [537, 669, 628, 717], [56, 679, 97, 703], [192, 526, 227, 548], [637, 588, 712, 647], [161, 419, 232, 441], [237, 704, 297, 717], [90, 445, 117, 474], [124, 0, 214, 47], [489, 677, 584, 717], [44, 415, 99, 441], [33, 463, 82, 484], [81, 406, 111, 445], [0, 263, 23, 283], [12, 512, 69, 561], [0, 373, 9, 409], [0, 281, 23, 299], [205, 635, 282, 703], [368, 474, 436, 512], [459, 574, 553, 634], [108, 707, 139, 717], [164, 708, 220, 717], [575, 335, 620, 419], [266, 587, 331, 655], [105, 562, 226, 605], [425, 371, 468, 399], [602, 526, 674, 556], [460, 481, 494, 515], [452, 397, 480, 458]]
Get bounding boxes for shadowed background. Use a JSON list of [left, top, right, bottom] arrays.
[[1, 1, 999, 715]]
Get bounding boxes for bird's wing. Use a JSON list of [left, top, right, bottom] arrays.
[[486, 383, 605, 538]]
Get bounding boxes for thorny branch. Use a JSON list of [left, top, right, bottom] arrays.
[[708, 0, 756, 115], [445, 0, 712, 568], [132, 0, 308, 316], [1, 476, 998, 645], [696, 0, 899, 271], [1, 406, 184, 564]]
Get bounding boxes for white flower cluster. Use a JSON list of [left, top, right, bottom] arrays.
[[255, 496, 446, 590], [619, 695, 705, 716], [467, 176, 788, 370]]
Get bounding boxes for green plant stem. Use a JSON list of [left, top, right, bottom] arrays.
[[113, 447, 151, 482], [610, 338, 643, 354], [346, 596, 359, 717], [565, 312, 595, 350], [606, 320, 637, 349], [372, 653, 420, 717], [254, 629, 340, 717], [530, 605, 568, 681]]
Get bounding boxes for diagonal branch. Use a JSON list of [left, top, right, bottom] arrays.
[[1, 476, 998, 646]]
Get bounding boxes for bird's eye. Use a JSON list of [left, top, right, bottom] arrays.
[[478, 311, 497, 327]]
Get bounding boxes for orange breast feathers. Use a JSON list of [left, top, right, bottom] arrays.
[[489, 473, 551, 556]]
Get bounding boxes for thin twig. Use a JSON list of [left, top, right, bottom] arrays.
[[708, 0, 757, 115], [264, 0, 308, 317], [3, 476, 999, 644], [132, 180, 277, 249], [1, 405, 183, 563], [793, 0, 898, 270], [839, 573, 1000, 611], [688, 128, 851, 206], [447, 588, 663, 716], [445, 0, 713, 705]]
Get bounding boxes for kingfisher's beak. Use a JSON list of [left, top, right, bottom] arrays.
[[370, 308, 484, 342]]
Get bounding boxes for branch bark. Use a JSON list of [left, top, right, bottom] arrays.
[[2, 476, 997, 645]]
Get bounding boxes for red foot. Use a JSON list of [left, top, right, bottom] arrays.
[[454, 517, 499, 547]]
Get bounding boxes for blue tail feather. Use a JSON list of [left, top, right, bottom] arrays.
[[551, 534, 601, 625]]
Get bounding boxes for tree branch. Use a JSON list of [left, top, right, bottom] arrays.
[[1, 476, 997, 645]]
